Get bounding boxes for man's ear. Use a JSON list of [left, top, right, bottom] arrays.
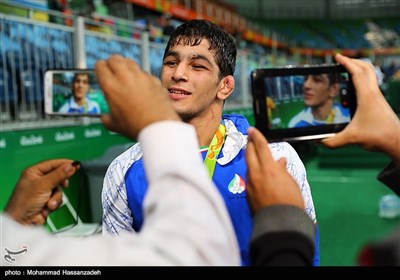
[[217, 75, 235, 101], [329, 83, 340, 98]]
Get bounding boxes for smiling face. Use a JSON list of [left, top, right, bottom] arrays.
[[72, 74, 90, 103], [161, 20, 236, 124], [303, 73, 339, 108], [161, 39, 231, 122]]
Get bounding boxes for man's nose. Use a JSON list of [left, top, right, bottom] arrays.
[[172, 64, 188, 81]]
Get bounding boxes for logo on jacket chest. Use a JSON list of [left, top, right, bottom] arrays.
[[228, 174, 246, 195]]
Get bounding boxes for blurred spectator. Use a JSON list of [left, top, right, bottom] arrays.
[[358, 57, 385, 90], [394, 69, 400, 81], [162, 15, 175, 37], [48, 0, 64, 24], [373, 59, 385, 88], [231, 27, 242, 47], [383, 61, 399, 81], [142, 19, 163, 42]]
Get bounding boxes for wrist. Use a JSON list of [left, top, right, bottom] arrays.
[[4, 206, 22, 224]]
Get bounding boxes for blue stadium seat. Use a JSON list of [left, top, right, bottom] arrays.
[[1, 33, 21, 53], [121, 43, 141, 61], [0, 68, 17, 103], [149, 47, 163, 77]]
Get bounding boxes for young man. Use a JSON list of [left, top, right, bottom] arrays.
[[288, 72, 350, 128], [102, 19, 319, 266], [58, 73, 100, 114]]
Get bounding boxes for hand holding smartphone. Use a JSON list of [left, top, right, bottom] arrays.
[[251, 64, 357, 142], [45, 70, 109, 117]]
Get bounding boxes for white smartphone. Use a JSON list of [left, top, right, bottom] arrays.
[[44, 69, 109, 117]]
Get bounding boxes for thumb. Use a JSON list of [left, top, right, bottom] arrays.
[[42, 162, 78, 190], [321, 131, 348, 149], [277, 157, 287, 168], [101, 115, 117, 133]]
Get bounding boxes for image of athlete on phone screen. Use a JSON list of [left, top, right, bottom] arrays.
[[58, 73, 101, 114]]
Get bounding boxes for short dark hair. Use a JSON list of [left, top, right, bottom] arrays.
[[72, 73, 90, 83], [327, 72, 339, 86], [163, 19, 237, 79]]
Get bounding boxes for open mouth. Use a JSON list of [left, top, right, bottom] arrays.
[[169, 89, 191, 95]]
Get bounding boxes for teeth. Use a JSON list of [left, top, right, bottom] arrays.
[[169, 89, 188, 95]]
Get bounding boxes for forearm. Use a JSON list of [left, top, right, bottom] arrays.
[[250, 205, 315, 266]]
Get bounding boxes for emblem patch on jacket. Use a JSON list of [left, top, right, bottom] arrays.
[[228, 174, 246, 194]]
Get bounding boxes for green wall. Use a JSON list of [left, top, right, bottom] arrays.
[[0, 123, 132, 222]]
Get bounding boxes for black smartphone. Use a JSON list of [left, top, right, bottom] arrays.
[[44, 69, 109, 117], [251, 64, 356, 142]]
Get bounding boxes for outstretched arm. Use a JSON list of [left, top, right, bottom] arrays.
[[246, 127, 315, 266], [322, 54, 400, 164], [322, 54, 400, 194]]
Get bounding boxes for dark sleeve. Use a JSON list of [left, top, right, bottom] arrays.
[[377, 161, 400, 196], [357, 162, 400, 266], [250, 205, 315, 266], [358, 227, 400, 266]]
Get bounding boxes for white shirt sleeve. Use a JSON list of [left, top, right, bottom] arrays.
[[1, 121, 240, 266]]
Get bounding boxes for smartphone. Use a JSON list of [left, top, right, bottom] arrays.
[[44, 69, 109, 117], [251, 64, 356, 142]]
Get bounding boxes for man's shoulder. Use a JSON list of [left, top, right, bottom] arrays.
[[58, 98, 73, 112], [223, 113, 247, 118], [106, 142, 143, 174], [88, 98, 99, 105], [268, 141, 299, 160], [222, 113, 250, 132], [268, 141, 292, 150], [333, 104, 350, 117], [288, 108, 311, 128]]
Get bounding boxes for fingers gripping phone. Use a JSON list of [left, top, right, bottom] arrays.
[[251, 64, 356, 142], [45, 69, 109, 117]]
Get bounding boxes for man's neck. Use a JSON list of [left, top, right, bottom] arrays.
[[187, 115, 222, 147], [311, 101, 334, 120], [74, 97, 85, 106]]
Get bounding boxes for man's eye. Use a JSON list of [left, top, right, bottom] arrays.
[[164, 61, 176, 66]]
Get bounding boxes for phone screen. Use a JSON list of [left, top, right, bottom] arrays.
[[45, 70, 109, 117], [251, 65, 356, 142]]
